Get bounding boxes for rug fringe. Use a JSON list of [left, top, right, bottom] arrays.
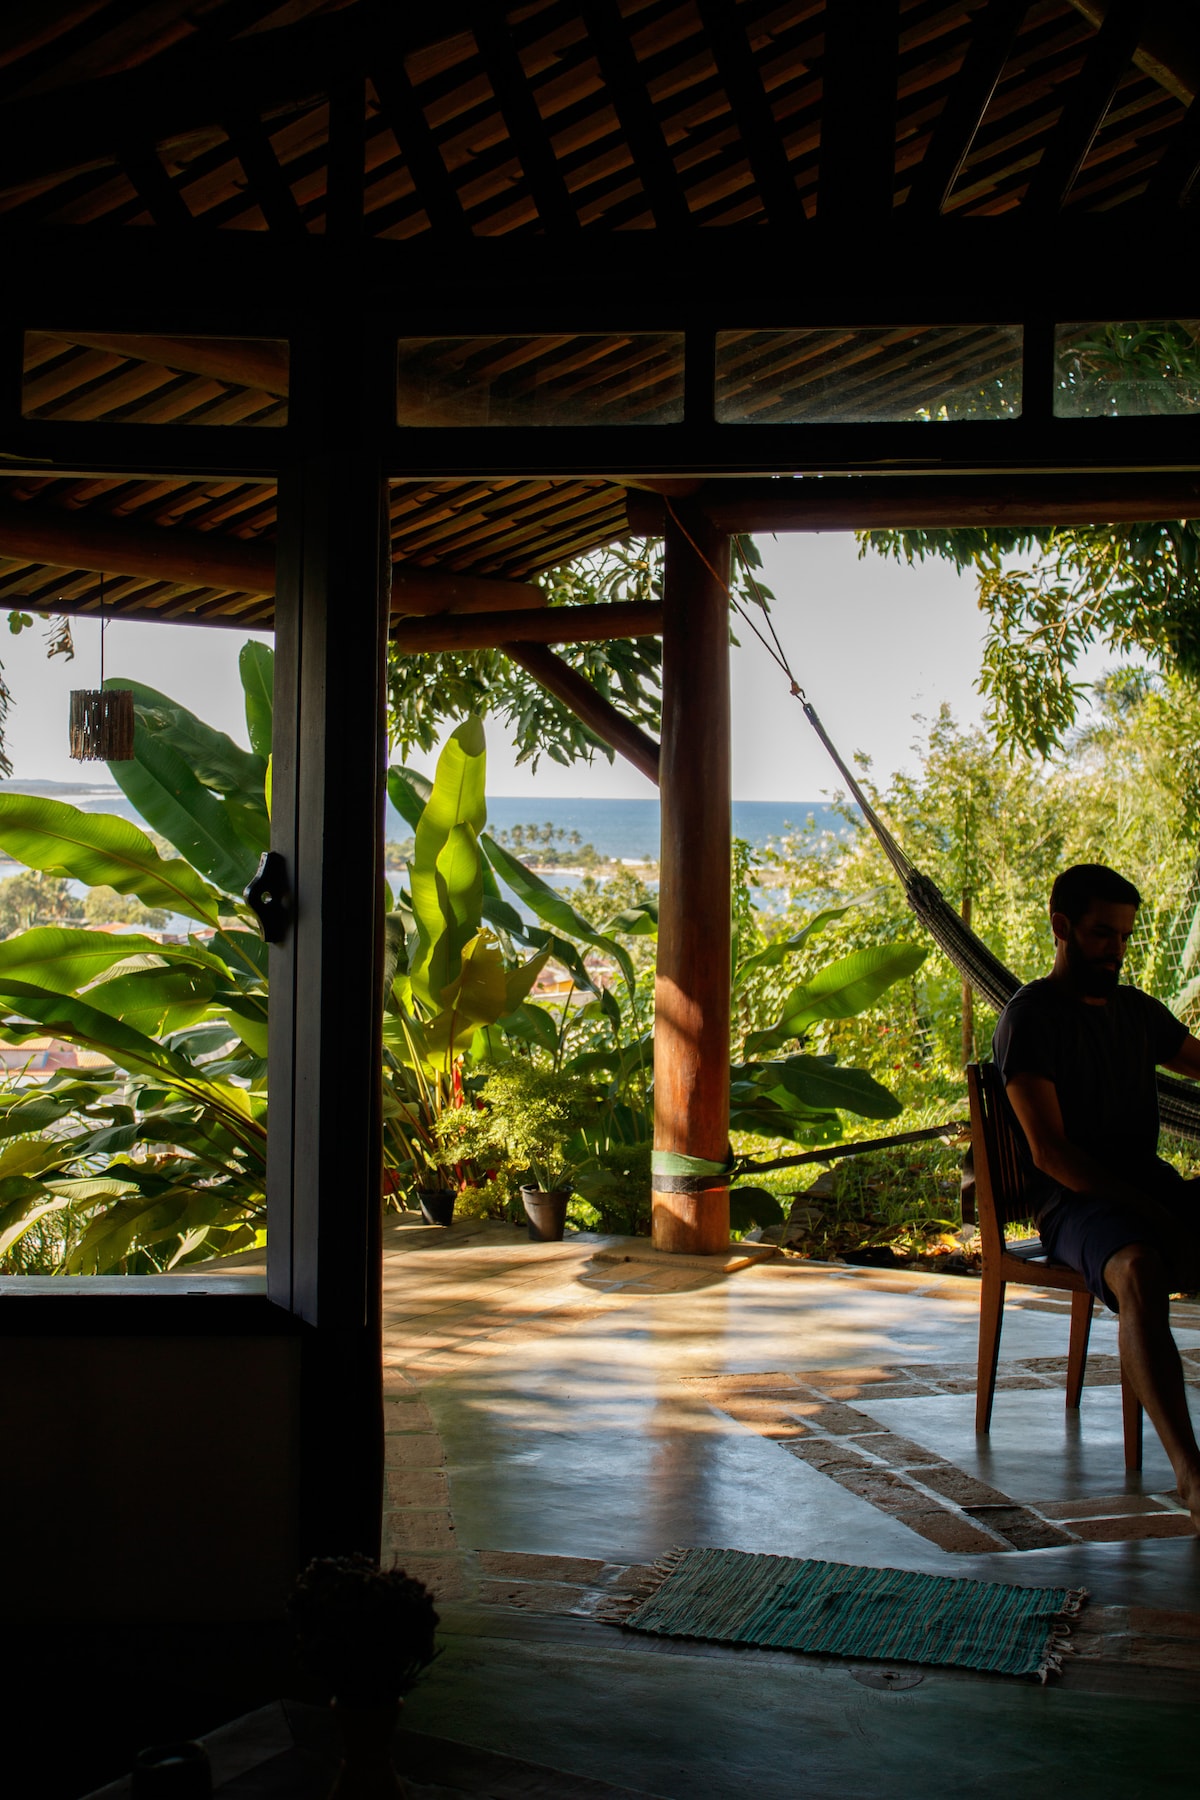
[[596, 1546, 688, 1625], [1036, 1586, 1090, 1683]]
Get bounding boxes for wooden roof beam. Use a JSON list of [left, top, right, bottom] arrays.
[[32, 334, 290, 395], [392, 569, 543, 616], [627, 473, 1200, 536], [0, 507, 559, 621], [391, 600, 662, 654], [0, 503, 275, 594]]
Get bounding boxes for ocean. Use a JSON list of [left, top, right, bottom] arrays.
[[0, 783, 845, 864]]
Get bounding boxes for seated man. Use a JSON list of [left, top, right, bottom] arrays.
[[995, 863, 1200, 1526]]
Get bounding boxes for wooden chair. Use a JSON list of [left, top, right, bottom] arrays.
[[965, 1061, 1143, 1470]]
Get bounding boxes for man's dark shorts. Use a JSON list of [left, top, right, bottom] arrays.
[[1039, 1158, 1200, 1311]]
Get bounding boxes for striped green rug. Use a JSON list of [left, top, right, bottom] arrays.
[[604, 1548, 1086, 1680]]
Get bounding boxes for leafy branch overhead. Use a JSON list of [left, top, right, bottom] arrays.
[[859, 323, 1200, 759], [385, 536, 774, 769]]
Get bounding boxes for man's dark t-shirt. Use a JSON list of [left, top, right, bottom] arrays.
[[992, 978, 1186, 1217]]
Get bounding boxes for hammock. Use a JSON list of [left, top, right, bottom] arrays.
[[711, 523, 1200, 1147], [802, 699, 1200, 1145]]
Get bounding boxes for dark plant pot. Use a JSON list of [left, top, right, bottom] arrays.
[[328, 1697, 404, 1798], [415, 1187, 455, 1227], [131, 1742, 212, 1797], [521, 1186, 570, 1242]]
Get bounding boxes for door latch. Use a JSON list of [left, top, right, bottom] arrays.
[[244, 850, 290, 944]]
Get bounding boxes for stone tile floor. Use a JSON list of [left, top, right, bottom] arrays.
[[95, 1216, 1200, 1796], [373, 1216, 1200, 1795]]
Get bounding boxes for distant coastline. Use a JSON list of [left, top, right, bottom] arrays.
[[0, 783, 847, 870], [0, 778, 124, 796]]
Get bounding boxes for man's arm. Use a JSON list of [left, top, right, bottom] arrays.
[[1004, 1070, 1145, 1204], [1162, 1032, 1200, 1080]]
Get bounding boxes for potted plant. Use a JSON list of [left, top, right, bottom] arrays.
[[436, 1062, 602, 1241], [288, 1554, 438, 1798]]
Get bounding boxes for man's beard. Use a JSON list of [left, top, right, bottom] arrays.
[[1065, 931, 1122, 997]]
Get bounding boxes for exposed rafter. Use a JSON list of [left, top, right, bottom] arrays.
[[468, 4, 578, 233], [819, 0, 898, 223], [580, 0, 689, 232], [695, 0, 805, 231], [905, 0, 1029, 217], [1025, 0, 1145, 211]]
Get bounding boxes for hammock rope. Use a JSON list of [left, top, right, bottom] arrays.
[[674, 516, 1200, 1147]]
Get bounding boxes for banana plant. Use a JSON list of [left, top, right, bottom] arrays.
[[0, 645, 274, 1273]]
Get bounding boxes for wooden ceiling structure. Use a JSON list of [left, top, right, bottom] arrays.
[[0, 0, 1197, 628]]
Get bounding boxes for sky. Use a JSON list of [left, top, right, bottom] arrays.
[[0, 532, 1124, 801]]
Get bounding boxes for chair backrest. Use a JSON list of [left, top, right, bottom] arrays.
[[966, 1062, 1036, 1258]]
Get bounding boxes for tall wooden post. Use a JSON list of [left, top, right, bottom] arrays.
[[268, 317, 391, 1559], [652, 508, 732, 1253]]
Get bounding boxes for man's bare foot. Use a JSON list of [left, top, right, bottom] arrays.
[[1174, 1471, 1200, 1532]]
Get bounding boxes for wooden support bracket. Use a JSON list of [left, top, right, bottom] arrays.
[[507, 641, 661, 784]]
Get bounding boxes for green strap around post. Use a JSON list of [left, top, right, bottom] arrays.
[[651, 1149, 736, 1194]]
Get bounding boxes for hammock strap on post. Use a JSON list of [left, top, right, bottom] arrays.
[[651, 1149, 736, 1193]]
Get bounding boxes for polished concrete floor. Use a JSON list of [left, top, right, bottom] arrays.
[[376, 1221, 1200, 1797]]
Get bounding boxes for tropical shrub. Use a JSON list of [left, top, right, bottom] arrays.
[[0, 653, 924, 1268]]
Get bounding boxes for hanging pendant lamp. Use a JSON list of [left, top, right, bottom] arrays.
[[69, 573, 135, 762]]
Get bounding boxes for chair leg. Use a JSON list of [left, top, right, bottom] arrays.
[[976, 1270, 1006, 1434], [1065, 1290, 1094, 1409], [1121, 1376, 1144, 1472]]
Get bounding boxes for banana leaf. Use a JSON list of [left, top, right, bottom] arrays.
[[84, 964, 222, 1037], [0, 926, 220, 996], [107, 693, 264, 892], [0, 794, 223, 925], [734, 902, 860, 985], [388, 765, 434, 832], [743, 943, 927, 1056], [240, 642, 274, 757], [490, 1001, 560, 1057], [0, 978, 201, 1082], [481, 833, 635, 990], [409, 720, 487, 1009], [738, 1053, 903, 1120], [111, 676, 268, 813]]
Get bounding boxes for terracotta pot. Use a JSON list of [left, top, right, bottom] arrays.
[[328, 1697, 405, 1798], [521, 1186, 570, 1242], [415, 1186, 455, 1227]]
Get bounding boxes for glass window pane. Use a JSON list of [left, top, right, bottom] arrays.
[[715, 325, 1023, 423], [22, 333, 289, 425], [396, 334, 684, 426], [1054, 321, 1200, 417]]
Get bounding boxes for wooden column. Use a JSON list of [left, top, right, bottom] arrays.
[[268, 319, 390, 1560], [652, 508, 732, 1253]]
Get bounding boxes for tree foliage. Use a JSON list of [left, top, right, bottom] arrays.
[[860, 321, 1200, 756], [863, 520, 1200, 758], [385, 534, 774, 768]]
